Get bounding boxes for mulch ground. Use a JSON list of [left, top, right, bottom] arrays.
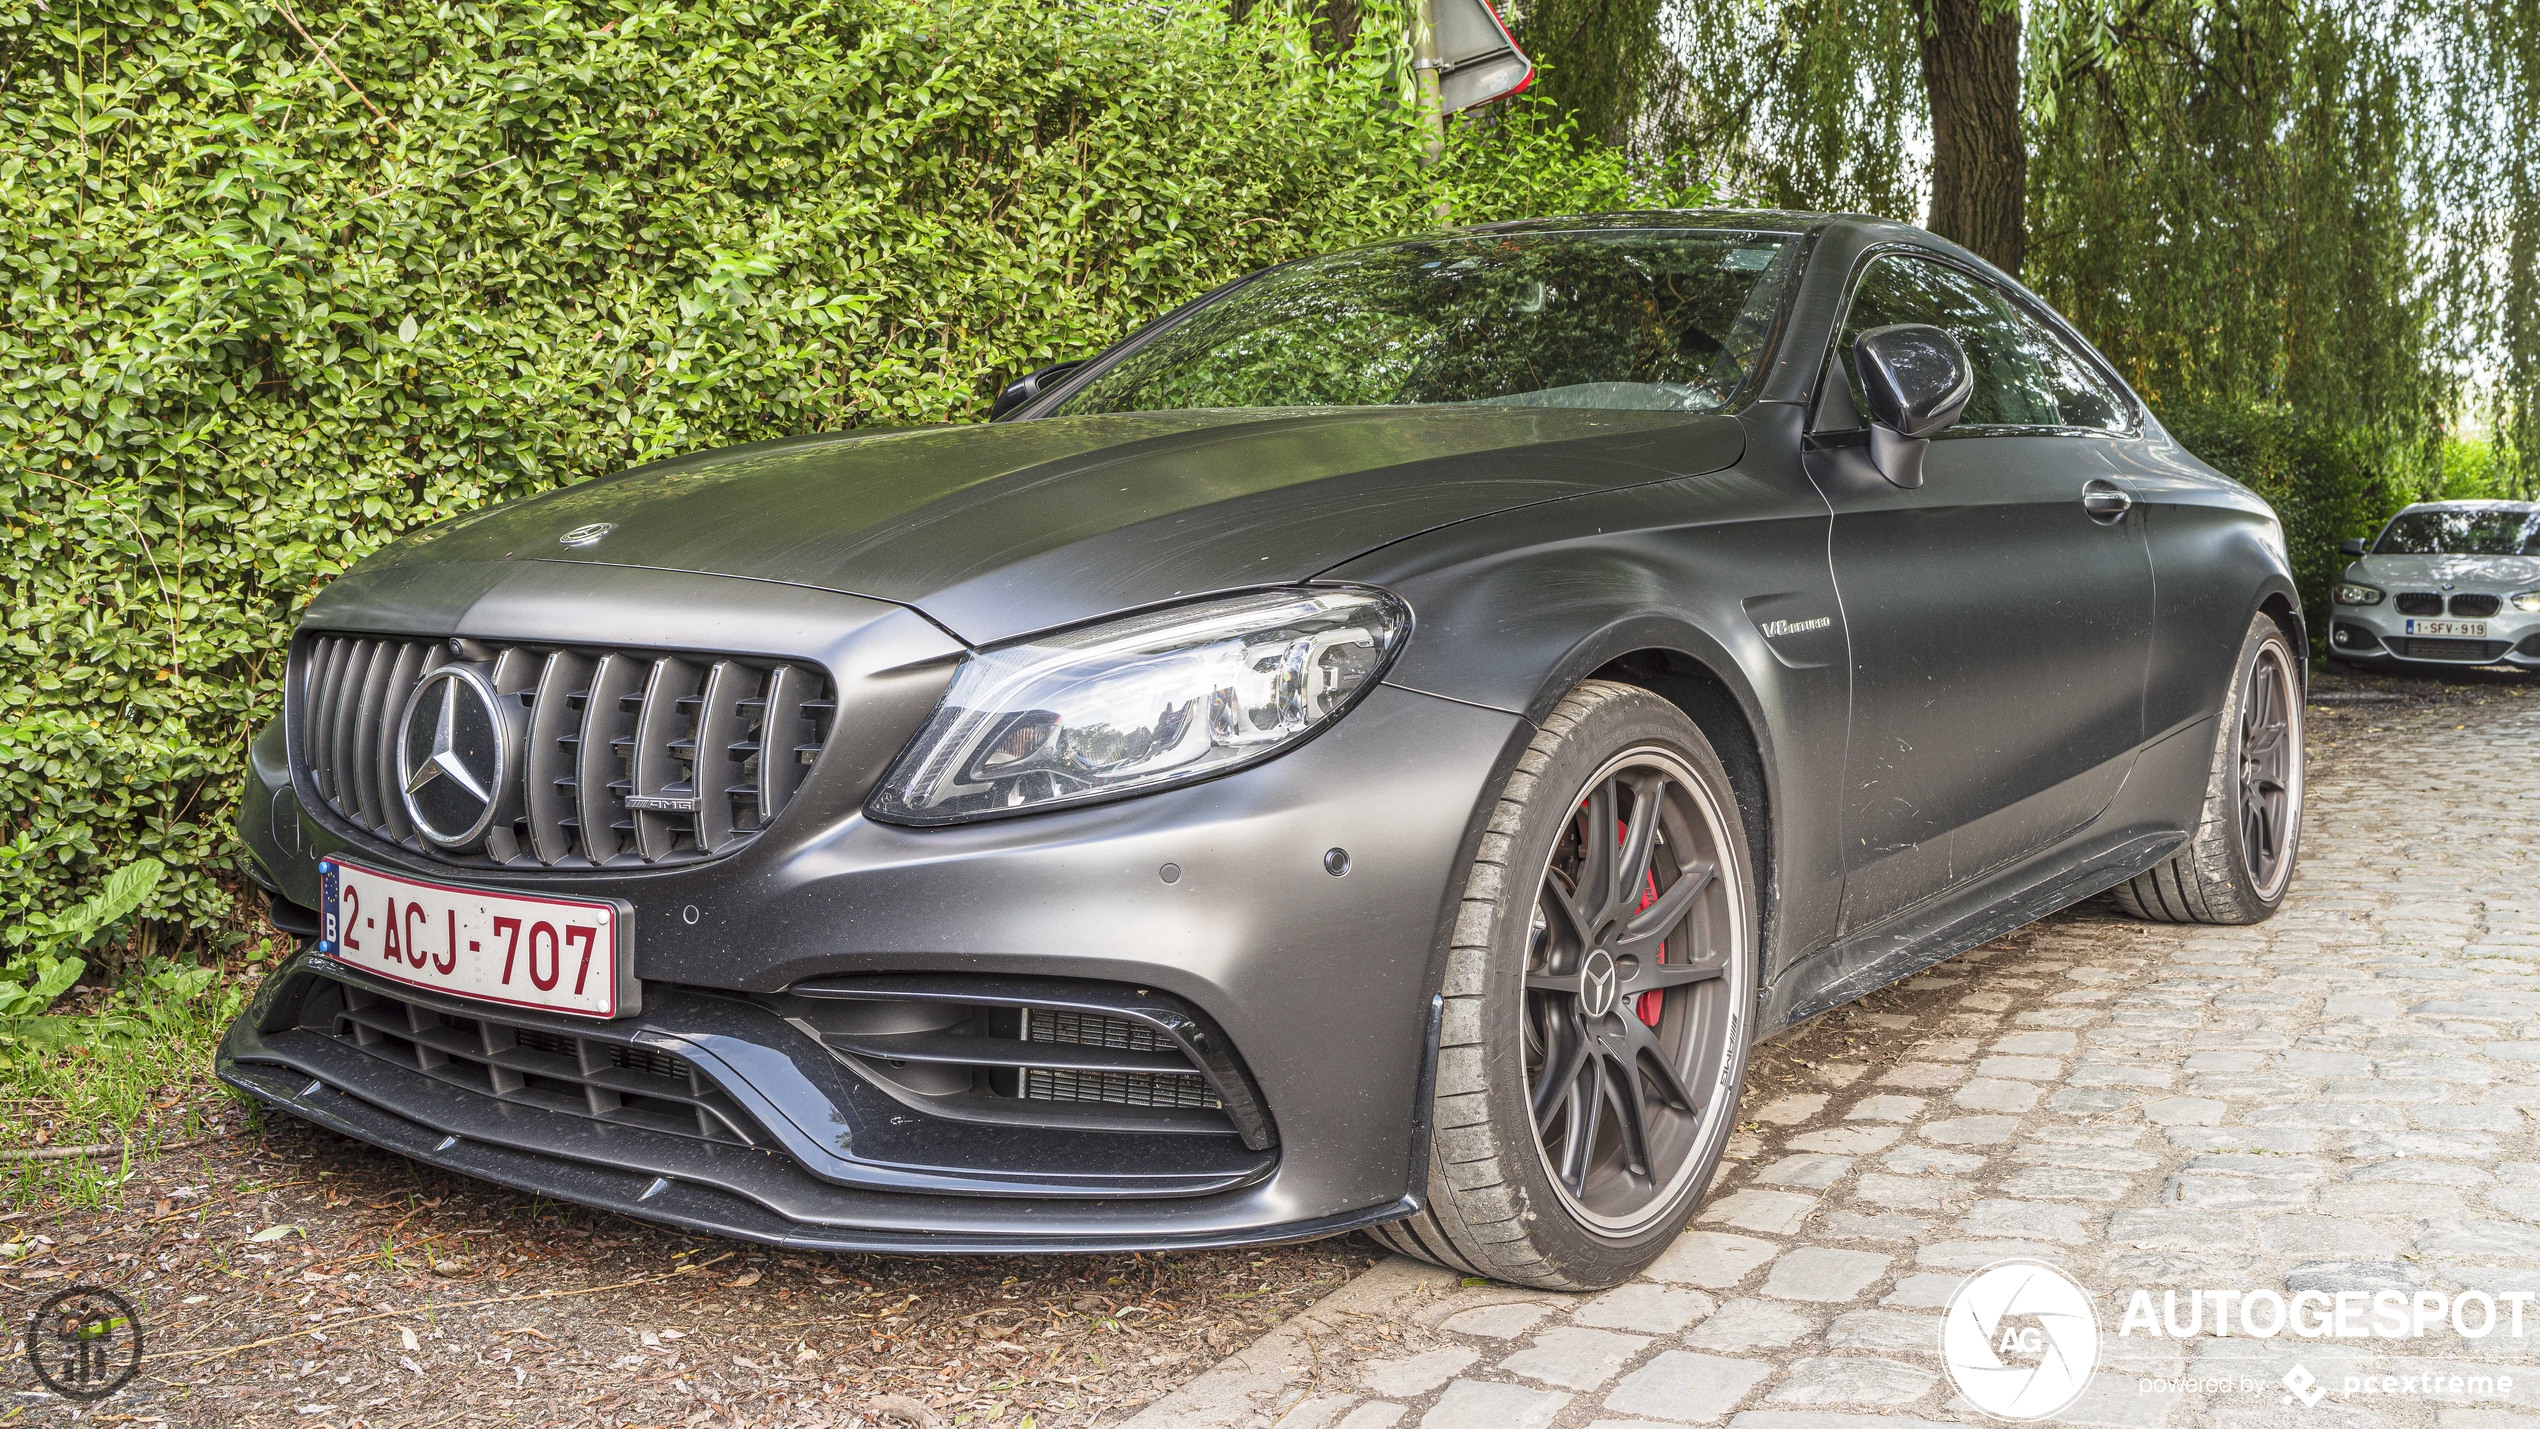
[[3, 656, 2522, 1428]]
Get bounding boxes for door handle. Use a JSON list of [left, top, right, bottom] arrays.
[[2082, 480, 2134, 523]]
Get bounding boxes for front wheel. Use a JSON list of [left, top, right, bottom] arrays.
[[1373, 681, 1758, 1290], [2112, 612, 2305, 924]]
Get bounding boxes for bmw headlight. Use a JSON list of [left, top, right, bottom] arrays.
[[869, 588, 1409, 825], [2513, 591, 2540, 613], [2334, 583, 2384, 606]]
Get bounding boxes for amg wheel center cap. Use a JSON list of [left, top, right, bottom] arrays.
[[1579, 948, 1621, 1018], [397, 665, 510, 848]]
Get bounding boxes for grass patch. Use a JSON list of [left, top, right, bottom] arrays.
[[0, 969, 261, 1211]]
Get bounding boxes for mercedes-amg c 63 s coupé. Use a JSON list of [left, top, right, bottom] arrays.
[[222, 211, 2308, 1289]]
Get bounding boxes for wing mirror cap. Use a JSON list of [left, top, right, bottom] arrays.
[[1855, 324, 1973, 439], [2341, 536, 2370, 557], [990, 359, 1088, 420], [1853, 323, 1972, 489]]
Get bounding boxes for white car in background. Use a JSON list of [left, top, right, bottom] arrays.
[[2329, 500, 2540, 670]]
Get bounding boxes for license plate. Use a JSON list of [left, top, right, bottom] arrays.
[[2404, 618, 2488, 637], [317, 858, 631, 1018]]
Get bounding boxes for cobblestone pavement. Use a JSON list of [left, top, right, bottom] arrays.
[[1130, 679, 2540, 1429]]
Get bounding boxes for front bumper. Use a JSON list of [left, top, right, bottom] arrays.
[[226, 678, 1527, 1251], [2329, 602, 2540, 666]]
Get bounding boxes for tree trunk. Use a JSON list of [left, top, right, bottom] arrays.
[[1920, 0, 2025, 277]]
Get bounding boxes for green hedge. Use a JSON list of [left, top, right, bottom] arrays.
[[0, 0, 1675, 947]]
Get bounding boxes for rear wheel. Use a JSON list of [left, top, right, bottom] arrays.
[[1374, 681, 1756, 1290], [2112, 612, 2304, 924]]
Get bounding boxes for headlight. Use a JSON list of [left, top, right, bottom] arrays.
[[2513, 591, 2540, 613], [2334, 583, 2384, 606], [868, 587, 1409, 825]]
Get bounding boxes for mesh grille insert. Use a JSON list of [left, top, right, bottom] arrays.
[[2396, 593, 2446, 616], [2393, 637, 2511, 662], [317, 977, 764, 1145], [296, 634, 834, 868], [2451, 594, 2503, 617], [1020, 1008, 1222, 1111]]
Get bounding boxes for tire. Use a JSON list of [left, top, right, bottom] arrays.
[[2111, 613, 2305, 925], [1374, 680, 1758, 1290]]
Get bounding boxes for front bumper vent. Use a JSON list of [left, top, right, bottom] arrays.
[[316, 976, 764, 1145], [298, 633, 834, 867], [2397, 592, 2445, 615], [2392, 636, 2512, 662], [789, 975, 1276, 1151], [2452, 593, 2503, 617]]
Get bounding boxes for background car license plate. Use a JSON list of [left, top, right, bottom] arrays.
[[2405, 618, 2488, 636], [318, 858, 628, 1018]]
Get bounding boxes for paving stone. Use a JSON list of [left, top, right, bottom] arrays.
[[1844, 1095, 1926, 1123], [1334, 1407, 1410, 1429], [1679, 1299, 1814, 1351], [1498, 1326, 1653, 1391], [1999, 1166, 2138, 1202], [2107, 1208, 2243, 1251], [1362, 1347, 1480, 1398], [1758, 1247, 1890, 1302], [1915, 1239, 2066, 1270], [1698, 1189, 1820, 1236], [1573, 1284, 1717, 1334], [2255, 1214, 2402, 1258], [1852, 1173, 1965, 1212], [1881, 1145, 1986, 1175], [2319, 1182, 2465, 1217], [1877, 1061, 1967, 1089], [2166, 1126, 2320, 1153], [1762, 1356, 1936, 1406], [1954, 1077, 2044, 1112], [1993, 1030, 2079, 1054], [1811, 1210, 1929, 1241], [1439, 1301, 1558, 1339], [1976, 1054, 2064, 1080], [1822, 1308, 1941, 1351], [1753, 1154, 1854, 1190], [2051, 1087, 2145, 1114], [2144, 1096, 2227, 1126], [1603, 1351, 1775, 1423], [1956, 1198, 2102, 1244], [2416, 1105, 2524, 1132], [1921, 1115, 2022, 1145], [1422, 1378, 1570, 1429], [1645, 1232, 1780, 1289], [1755, 1094, 1829, 1125], [1879, 1272, 1967, 1309], [1785, 1126, 1901, 1155]]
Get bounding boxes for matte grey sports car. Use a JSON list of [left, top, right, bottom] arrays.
[[222, 211, 2307, 1289]]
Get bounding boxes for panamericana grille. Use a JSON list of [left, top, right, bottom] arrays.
[[2393, 637, 2512, 662], [2451, 593, 2503, 617], [1022, 1008, 1224, 1112], [299, 634, 834, 867], [2396, 593, 2446, 616], [319, 978, 764, 1145]]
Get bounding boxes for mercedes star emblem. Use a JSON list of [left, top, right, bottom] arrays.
[[1579, 947, 1620, 1018], [558, 522, 617, 548], [396, 666, 510, 847]]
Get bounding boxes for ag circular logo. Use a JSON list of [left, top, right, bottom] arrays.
[[24, 1285, 143, 1402], [398, 665, 511, 848], [1942, 1258, 2099, 1420]]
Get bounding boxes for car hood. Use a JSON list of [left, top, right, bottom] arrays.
[[349, 406, 1746, 646], [2354, 553, 2540, 589]]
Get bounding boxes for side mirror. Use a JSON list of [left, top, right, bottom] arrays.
[[2340, 537, 2368, 557], [989, 359, 1087, 420], [1853, 324, 1973, 489]]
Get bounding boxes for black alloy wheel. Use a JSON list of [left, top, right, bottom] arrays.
[[1523, 750, 1747, 1232], [2237, 636, 2301, 900]]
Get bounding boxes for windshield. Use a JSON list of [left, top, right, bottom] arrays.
[[2373, 508, 2540, 556], [1052, 230, 1798, 417]]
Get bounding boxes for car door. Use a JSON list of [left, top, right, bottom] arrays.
[[1803, 251, 2155, 935]]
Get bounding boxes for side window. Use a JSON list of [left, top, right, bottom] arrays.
[[1836, 255, 2061, 429], [2004, 306, 2131, 432]]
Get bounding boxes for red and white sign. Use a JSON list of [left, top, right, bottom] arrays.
[[319, 858, 626, 1019]]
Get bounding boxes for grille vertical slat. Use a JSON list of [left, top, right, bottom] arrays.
[[574, 653, 648, 866], [524, 650, 595, 865], [692, 661, 749, 853], [370, 643, 433, 843], [298, 634, 832, 868], [631, 656, 703, 863]]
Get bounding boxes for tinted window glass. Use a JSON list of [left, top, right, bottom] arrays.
[[2373, 508, 2540, 555], [1054, 231, 1797, 416], [1837, 255, 2125, 431]]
